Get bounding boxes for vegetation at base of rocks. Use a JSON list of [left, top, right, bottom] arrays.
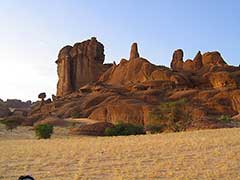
[[145, 124, 164, 134], [0, 116, 24, 131], [35, 124, 53, 139], [104, 123, 145, 136], [71, 112, 82, 118], [218, 115, 232, 122], [148, 98, 192, 132]]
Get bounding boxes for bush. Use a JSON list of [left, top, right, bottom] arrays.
[[104, 123, 145, 136], [218, 115, 232, 122], [145, 124, 163, 134], [71, 111, 81, 118], [35, 124, 53, 139], [148, 98, 191, 132], [0, 116, 23, 131]]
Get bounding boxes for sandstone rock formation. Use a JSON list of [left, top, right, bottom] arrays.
[[129, 43, 140, 60], [170, 50, 228, 73], [28, 38, 240, 132], [171, 49, 184, 71], [38, 92, 46, 101], [202, 51, 227, 67], [56, 37, 112, 96], [182, 51, 203, 72], [99, 45, 189, 87]]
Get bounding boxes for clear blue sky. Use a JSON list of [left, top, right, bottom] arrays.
[[0, 0, 239, 101]]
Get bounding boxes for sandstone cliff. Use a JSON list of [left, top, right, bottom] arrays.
[[56, 37, 112, 96]]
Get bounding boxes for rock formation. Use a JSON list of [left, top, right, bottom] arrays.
[[0, 102, 10, 117], [56, 37, 112, 96], [182, 51, 203, 72], [38, 92, 46, 101], [202, 51, 227, 67], [28, 38, 240, 132], [170, 50, 228, 73], [129, 43, 140, 60], [171, 49, 184, 71]]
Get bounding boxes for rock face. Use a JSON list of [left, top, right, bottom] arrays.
[[129, 43, 140, 60], [56, 37, 111, 96], [29, 38, 240, 132], [209, 71, 238, 89]]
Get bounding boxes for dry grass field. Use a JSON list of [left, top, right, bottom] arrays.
[[0, 124, 240, 180]]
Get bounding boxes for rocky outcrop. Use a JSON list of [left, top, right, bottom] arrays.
[[171, 49, 184, 71], [28, 38, 240, 132], [202, 51, 227, 67], [171, 50, 228, 73], [129, 43, 140, 60], [0, 102, 10, 117], [192, 51, 203, 71], [56, 37, 112, 96], [182, 51, 203, 72], [4, 99, 32, 109], [99, 45, 189, 87]]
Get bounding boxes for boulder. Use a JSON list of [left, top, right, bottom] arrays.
[[38, 93, 46, 101]]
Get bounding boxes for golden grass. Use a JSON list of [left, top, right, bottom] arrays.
[[0, 125, 240, 180]]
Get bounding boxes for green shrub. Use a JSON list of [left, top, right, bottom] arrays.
[[35, 124, 53, 139], [145, 124, 163, 134], [218, 115, 231, 122], [0, 116, 23, 131], [104, 123, 145, 136], [148, 98, 191, 132], [71, 111, 81, 118]]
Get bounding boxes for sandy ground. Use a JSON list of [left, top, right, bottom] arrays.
[[0, 124, 240, 180]]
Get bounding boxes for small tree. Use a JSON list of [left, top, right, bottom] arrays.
[[0, 116, 23, 131], [35, 124, 53, 139]]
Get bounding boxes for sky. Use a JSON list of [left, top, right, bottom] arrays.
[[0, 0, 239, 101]]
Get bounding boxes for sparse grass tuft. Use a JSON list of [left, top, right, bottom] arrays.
[[218, 115, 232, 122]]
